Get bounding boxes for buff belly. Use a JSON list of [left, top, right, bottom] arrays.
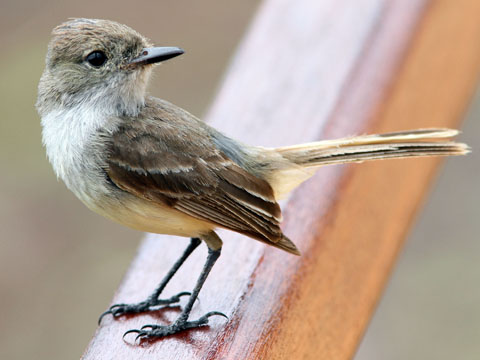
[[84, 195, 214, 238]]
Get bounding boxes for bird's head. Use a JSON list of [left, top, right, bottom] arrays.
[[37, 18, 183, 116]]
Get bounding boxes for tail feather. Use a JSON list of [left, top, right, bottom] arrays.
[[275, 128, 469, 167], [267, 128, 469, 198]]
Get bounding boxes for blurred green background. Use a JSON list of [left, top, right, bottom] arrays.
[[0, 1, 478, 359]]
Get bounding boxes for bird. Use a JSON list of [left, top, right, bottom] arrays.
[[36, 18, 469, 341]]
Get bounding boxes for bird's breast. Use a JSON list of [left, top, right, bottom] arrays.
[[40, 105, 119, 202]]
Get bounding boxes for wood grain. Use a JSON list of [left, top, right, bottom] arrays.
[[83, 0, 480, 358]]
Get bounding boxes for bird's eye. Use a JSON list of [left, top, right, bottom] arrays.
[[85, 51, 107, 67]]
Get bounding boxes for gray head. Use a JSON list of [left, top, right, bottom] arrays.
[[36, 18, 183, 116]]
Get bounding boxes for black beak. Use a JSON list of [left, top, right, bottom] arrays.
[[129, 47, 184, 65]]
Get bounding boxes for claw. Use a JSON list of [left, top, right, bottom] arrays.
[[98, 303, 130, 324], [201, 311, 229, 321], [110, 304, 125, 310], [135, 332, 146, 343], [123, 328, 142, 341], [140, 324, 157, 331], [112, 308, 126, 317], [176, 291, 191, 298], [98, 309, 119, 325], [98, 310, 111, 325]]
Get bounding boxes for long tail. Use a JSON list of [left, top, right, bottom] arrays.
[[267, 128, 469, 199], [275, 128, 469, 167]]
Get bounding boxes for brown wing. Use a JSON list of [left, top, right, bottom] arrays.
[[105, 99, 285, 246]]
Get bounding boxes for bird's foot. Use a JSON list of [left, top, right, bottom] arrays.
[[123, 311, 228, 342], [98, 291, 191, 324]]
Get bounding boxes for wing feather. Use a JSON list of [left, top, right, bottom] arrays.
[[105, 98, 284, 245]]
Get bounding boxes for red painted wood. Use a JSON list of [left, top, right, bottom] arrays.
[[82, 0, 480, 358]]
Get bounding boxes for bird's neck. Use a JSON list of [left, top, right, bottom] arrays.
[[37, 69, 150, 118]]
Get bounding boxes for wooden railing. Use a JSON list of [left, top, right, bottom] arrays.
[[83, 0, 480, 358]]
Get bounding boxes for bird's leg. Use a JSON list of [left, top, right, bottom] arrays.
[[124, 244, 227, 341], [99, 237, 202, 323]]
